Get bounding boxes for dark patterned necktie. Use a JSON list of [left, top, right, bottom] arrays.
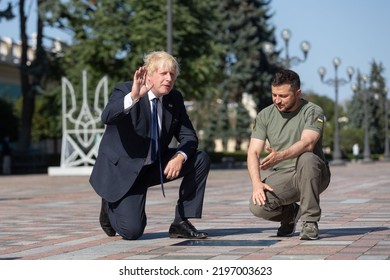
[[151, 98, 165, 197]]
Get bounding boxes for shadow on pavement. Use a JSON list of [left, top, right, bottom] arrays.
[[320, 226, 389, 238]]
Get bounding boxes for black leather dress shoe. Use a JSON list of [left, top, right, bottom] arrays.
[[99, 199, 116, 237], [169, 220, 208, 239]]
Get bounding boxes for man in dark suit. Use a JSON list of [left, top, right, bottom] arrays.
[[90, 51, 210, 240]]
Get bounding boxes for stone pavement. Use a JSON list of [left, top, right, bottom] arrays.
[[0, 161, 389, 260]]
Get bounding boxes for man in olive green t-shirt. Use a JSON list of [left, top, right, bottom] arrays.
[[247, 69, 331, 240]]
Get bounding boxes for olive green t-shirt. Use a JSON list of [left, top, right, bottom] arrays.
[[251, 99, 326, 169]]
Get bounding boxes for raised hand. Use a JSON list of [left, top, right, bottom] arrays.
[[131, 66, 153, 100]]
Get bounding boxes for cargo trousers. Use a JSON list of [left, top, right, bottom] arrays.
[[249, 152, 331, 223]]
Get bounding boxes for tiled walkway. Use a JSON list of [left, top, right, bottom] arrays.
[[0, 161, 389, 260]]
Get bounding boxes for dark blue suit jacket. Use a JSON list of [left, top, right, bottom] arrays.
[[89, 81, 198, 202]]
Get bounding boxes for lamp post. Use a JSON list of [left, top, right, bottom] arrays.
[[352, 75, 372, 163], [280, 29, 310, 68], [318, 57, 354, 165], [263, 28, 310, 68]]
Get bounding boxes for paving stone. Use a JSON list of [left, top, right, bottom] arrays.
[[0, 161, 390, 260]]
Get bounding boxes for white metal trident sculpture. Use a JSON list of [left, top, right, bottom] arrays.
[[60, 70, 108, 168]]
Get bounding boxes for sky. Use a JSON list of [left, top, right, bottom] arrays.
[[269, 0, 389, 104], [1, 0, 389, 104]]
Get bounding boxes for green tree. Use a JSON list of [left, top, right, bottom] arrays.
[[198, 101, 218, 153], [0, 1, 15, 21], [38, 0, 225, 149], [340, 128, 363, 156], [368, 61, 386, 154], [1, 0, 51, 151], [42, 0, 221, 100], [234, 100, 251, 151], [214, 0, 279, 110], [201, 0, 280, 152], [217, 102, 231, 151], [347, 62, 386, 155], [0, 2, 17, 142], [16, 0, 284, 155]]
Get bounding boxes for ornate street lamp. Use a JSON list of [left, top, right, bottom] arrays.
[[263, 28, 310, 68], [352, 74, 372, 163], [318, 57, 354, 165], [280, 29, 310, 68]]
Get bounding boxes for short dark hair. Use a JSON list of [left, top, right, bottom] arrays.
[[271, 69, 301, 91]]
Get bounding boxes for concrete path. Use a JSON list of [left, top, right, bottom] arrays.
[[0, 161, 389, 260]]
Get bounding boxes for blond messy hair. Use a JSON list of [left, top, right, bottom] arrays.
[[143, 51, 180, 80]]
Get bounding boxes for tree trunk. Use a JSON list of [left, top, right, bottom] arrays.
[[18, 0, 33, 151], [18, 0, 45, 151]]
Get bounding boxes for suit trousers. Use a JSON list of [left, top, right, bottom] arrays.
[[107, 149, 210, 240], [249, 152, 330, 223]]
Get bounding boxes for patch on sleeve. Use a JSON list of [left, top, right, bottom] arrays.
[[316, 115, 324, 123]]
